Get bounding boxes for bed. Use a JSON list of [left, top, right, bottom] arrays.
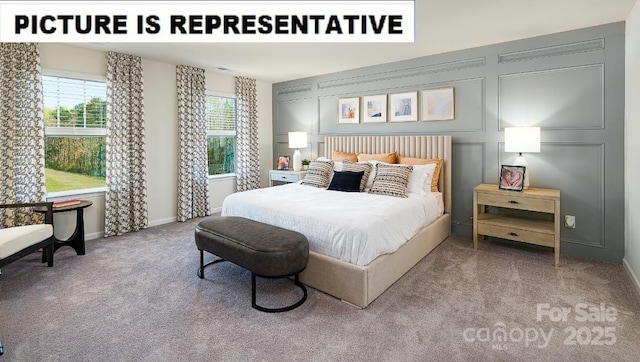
[[222, 135, 451, 308]]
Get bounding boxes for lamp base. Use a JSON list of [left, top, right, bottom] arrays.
[[292, 149, 302, 171], [513, 154, 530, 189]]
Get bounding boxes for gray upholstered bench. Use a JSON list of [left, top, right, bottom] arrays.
[[195, 216, 309, 313]]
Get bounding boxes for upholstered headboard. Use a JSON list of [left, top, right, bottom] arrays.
[[324, 135, 452, 214]]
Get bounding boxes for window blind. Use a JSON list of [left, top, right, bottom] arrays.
[[42, 75, 107, 129]]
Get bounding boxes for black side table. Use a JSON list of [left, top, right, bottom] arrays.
[[34, 200, 93, 255]]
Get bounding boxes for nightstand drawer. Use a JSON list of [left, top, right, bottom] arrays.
[[477, 223, 555, 247], [271, 172, 301, 182], [477, 192, 555, 213]]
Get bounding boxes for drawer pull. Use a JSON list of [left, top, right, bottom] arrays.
[[508, 232, 518, 236], [509, 200, 519, 204]]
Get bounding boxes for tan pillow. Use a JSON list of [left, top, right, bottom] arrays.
[[398, 156, 443, 192], [357, 152, 397, 164], [332, 150, 358, 162]]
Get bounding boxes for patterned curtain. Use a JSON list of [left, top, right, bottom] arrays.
[[235, 76, 260, 191], [0, 43, 46, 228], [176, 65, 210, 221], [104, 51, 148, 237]]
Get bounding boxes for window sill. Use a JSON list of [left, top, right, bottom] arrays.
[[208, 174, 236, 182], [47, 187, 106, 200]]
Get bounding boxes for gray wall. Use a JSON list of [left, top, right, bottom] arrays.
[[272, 22, 625, 263]]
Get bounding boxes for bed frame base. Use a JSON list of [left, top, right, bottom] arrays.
[[299, 213, 451, 308]]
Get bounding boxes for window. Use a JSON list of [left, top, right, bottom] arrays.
[[206, 93, 237, 176], [43, 74, 107, 193]]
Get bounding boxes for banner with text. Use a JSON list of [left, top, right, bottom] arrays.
[[0, 1, 415, 42]]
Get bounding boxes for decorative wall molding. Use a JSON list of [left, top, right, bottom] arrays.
[[498, 64, 604, 130], [499, 142, 605, 248], [317, 77, 485, 135], [498, 39, 605, 63], [317, 57, 486, 90], [276, 84, 313, 95], [275, 98, 314, 135], [272, 22, 625, 263], [451, 142, 486, 227]]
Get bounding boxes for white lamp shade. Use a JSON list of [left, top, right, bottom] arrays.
[[288, 132, 308, 149], [504, 127, 540, 153]]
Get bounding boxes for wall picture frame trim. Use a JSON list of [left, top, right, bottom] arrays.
[[389, 91, 418, 122], [338, 97, 360, 124], [499, 165, 526, 191], [422, 87, 455, 121], [362, 94, 387, 123]]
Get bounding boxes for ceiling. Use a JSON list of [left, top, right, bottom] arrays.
[[72, 0, 637, 84]]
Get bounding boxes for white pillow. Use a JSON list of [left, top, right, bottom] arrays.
[[321, 159, 343, 185], [364, 160, 389, 190], [406, 163, 437, 195]]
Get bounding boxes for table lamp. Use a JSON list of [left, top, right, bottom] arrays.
[[504, 127, 540, 189], [288, 131, 308, 172]]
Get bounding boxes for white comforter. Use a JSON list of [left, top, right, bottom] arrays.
[[221, 183, 444, 266]]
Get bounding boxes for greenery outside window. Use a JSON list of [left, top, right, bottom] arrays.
[[206, 93, 237, 176], [43, 74, 107, 193]]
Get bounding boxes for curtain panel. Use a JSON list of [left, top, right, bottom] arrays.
[[0, 43, 46, 227], [104, 51, 148, 237], [176, 65, 210, 221], [235, 76, 260, 192]]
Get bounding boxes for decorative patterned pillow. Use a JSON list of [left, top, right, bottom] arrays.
[[368, 163, 414, 198], [342, 160, 372, 192], [301, 160, 335, 188]]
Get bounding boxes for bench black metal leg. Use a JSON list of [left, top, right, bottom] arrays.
[[197, 250, 226, 279], [196, 250, 307, 312], [251, 272, 307, 313]]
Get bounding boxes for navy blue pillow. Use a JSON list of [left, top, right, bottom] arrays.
[[327, 171, 365, 192]]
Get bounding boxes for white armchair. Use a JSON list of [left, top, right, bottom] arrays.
[[0, 202, 55, 274]]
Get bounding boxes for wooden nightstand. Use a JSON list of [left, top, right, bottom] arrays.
[[473, 183, 561, 265], [269, 170, 307, 186]]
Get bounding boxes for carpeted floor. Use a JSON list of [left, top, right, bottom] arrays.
[[1, 218, 639, 361]]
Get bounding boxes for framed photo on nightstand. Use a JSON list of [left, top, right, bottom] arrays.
[[499, 165, 526, 191], [277, 155, 290, 170]]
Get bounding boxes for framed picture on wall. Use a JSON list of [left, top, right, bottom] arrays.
[[277, 155, 290, 170], [389, 91, 418, 122], [422, 87, 455, 121], [362, 94, 387, 123], [338, 97, 360, 124], [499, 165, 526, 191]]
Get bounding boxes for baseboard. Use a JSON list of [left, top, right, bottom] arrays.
[[148, 216, 178, 227], [86, 231, 104, 241], [85, 215, 207, 241], [623, 258, 640, 300], [210, 207, 222, 214]]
